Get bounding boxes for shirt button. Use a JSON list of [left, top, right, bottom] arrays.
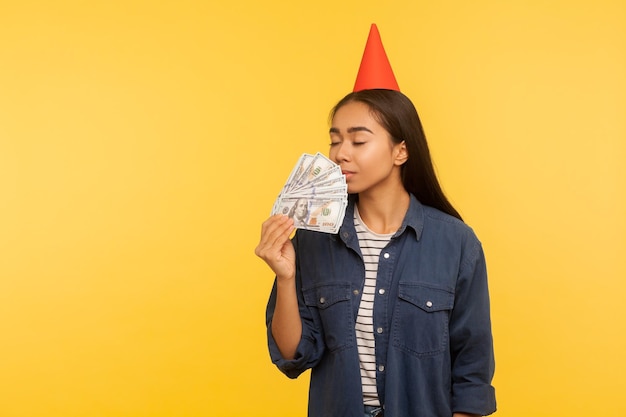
[[353, 289, 360, 295], [378, 288, 385, 295], [378, 365, 385, 372], [319, 297, 326, 304], [426, 301, 433, 308], [376, 327, 383, 334], [383, 253, 390, 259]]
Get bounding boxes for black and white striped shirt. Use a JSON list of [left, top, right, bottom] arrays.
[[354, 206, 393, 406]]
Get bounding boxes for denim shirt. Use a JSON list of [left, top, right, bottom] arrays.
[[266, 195, 496, 417]]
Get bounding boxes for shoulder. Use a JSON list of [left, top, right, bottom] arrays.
[[423, 205, 469, 229], [421, 205, 481, 246], [418, 207, 488, 280]]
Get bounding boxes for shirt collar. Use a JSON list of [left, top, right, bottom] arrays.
[[394, 193, 424, 240], [339, 193, 424, 245]]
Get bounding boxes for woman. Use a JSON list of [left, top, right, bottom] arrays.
[[255, 89, 496, 417]]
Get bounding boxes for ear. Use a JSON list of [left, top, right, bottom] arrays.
[[394, 141, 408, 166]]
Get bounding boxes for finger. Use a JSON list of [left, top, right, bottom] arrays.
[[263, 217, 294, 254], [256, 215, 293, 257], [259, 215, 290, 245]]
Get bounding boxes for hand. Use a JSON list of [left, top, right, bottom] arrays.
[[255, 215, 296, 281]]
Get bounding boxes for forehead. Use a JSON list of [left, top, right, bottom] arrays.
[[331, 101, 380, 127]]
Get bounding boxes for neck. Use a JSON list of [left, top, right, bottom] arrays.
[[356, 186, 410, 235]]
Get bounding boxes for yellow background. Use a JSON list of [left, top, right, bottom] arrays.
[[1, 1, 625, 416]]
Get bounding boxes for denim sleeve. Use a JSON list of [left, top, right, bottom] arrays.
[[265, 234, 325, 379], [449, 236, 497, 415]]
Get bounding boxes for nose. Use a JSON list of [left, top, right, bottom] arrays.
[[332, 141, 350, 163]]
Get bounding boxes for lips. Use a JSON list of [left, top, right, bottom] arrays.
[[341, 170, 355, 180]]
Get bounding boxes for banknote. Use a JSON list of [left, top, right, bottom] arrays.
[[293, 152, 338, 189], [271, 196, 347, 234], [272, 153, 347, 234], [280, 153, 314, 194], [287, 184, 348, 198], [295, 173, 346, 190]]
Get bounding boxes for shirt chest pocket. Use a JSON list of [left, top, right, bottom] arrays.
[[392, 283, 455, 357], [303, 283, 354, 352]]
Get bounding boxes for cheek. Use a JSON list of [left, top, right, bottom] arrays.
[[358, 147, 383, 165]]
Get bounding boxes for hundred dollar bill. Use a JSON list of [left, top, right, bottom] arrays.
[[272, 152, 348, 234], [296, 172, 346, 190], [287, 184, 348, 198], [291, 152, 337, 190], [281, 153, 314, 194], [291, 165, 343, 193], [271, 196, 347, 234]]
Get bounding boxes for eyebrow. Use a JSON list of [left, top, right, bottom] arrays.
[[329, 126, 374, 134]]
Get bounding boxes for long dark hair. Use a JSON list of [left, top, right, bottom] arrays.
[[329, 89, 463, 221]]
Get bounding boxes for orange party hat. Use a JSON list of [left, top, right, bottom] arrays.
[[353, 24, 400, 92]]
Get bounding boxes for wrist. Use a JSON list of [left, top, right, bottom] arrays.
[[276, 275, 296, 286]]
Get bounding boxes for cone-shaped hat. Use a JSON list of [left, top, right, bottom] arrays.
[[353, 24, 400, 92]]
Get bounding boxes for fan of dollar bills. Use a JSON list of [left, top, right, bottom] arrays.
[[271, 152, 348, 234]]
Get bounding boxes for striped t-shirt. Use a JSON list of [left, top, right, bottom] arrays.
[[354, 206, 393, 406]]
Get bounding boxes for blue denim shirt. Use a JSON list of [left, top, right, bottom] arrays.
[[266, 195, 496, 417]]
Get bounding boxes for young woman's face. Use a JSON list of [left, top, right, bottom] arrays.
[[329, 101, 406, 195]]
